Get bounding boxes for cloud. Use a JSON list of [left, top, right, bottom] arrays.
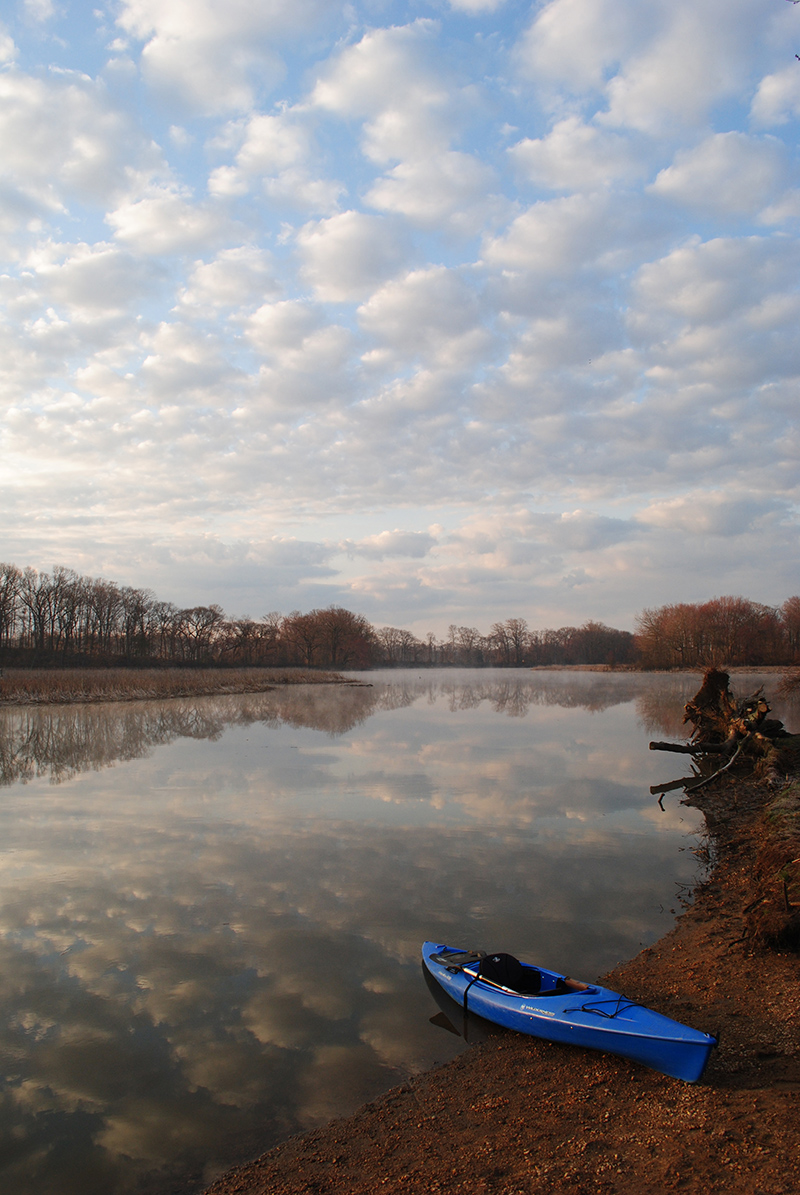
[[751, 64, 800, 126], [517, 0, 764, 134], [116, 0, 331, 115], [515, 0, 644, 94], [509, 118, 642, 191], [630, 235, 800, 326], [0, 23, 16, 62], [296, 211, 409, 302], [341, 530, 438, 560], [759, 189, 800, 227], [106, 187, 232, 255], [240, 297, 349, 377], [365, 151, 498, 231], [357, 266, 489, 369], [208, 112, 344, 214], [638, 491, 784, 536], [137, 320, 238, 399], [447, 0, 506, 12], [178, 247, 279, 311], [26, 240, 165, 318], [483, 193, 621, 276], [23, 0, 55, 19], [0, 69, 164, 223], [311, 22, 497, 232], [310, 22, 444, 144], [649, 132, 787, 218], [599, 3, 750, 134]]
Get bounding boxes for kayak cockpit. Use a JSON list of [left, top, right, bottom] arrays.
[[428, 947, 594, 997]]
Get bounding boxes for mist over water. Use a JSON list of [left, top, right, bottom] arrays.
[[0, 670, 793, 1193]]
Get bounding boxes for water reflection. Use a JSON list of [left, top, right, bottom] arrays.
[[0, 670, 793, 1194], [0, 686, 399, 789]]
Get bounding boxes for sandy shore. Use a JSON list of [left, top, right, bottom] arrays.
[[204, 757, 800, 1194]]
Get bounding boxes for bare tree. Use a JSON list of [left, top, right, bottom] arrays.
[[0, 563, 21, 648]]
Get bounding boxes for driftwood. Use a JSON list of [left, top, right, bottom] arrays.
[[649, 741, 730, 754], [651, 668, 788, 800], [684, 668, 774, 743]]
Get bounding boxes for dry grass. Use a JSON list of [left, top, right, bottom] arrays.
[[0, 667, 354, 706]]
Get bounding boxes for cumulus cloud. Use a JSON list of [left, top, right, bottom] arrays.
[[296, 211, 408, 302], [751, 64, 800, 126], [341, 530, 438, 559], [515, 0, 643, 94], [208, 112, 344, 213], [629, 235, 800, 328], [638, 491, 784, 536], [509, 118, 642, 191], [358, 266, 489, 369], [178, 246, 279, 311], [27, 240, 164, 317], [649, 133, 787, 218], [311, 22, 498, 231], [365, 150, 498, 231], [0, 69, 164, 222], [517, 0, 762, 134], [0, 23, 16, 62], [244, 299, 352, 387], [483, 193, 621, 276], [310, 22, 444, 144], [106, 187, 232, 255], [116, 0, 331, 115]]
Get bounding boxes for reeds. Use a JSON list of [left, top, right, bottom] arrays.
[[0, 667, 352, 707]]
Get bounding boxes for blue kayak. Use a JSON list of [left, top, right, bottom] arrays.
[[422, 942, 717, 1083]]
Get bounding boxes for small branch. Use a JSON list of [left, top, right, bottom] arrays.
[[683, 737, 749, 795], [650, 776, 698, 795]]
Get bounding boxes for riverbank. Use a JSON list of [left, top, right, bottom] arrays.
[[0, 667, 357, 705], [204, 742, 800, 1194]]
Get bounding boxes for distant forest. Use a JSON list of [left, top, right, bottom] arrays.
[[1, 562, 798, 671]]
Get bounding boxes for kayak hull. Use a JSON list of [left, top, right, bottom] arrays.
[[422, 942, 716, 1083]]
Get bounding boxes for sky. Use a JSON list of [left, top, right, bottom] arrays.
[[1, 0, 799, 634]]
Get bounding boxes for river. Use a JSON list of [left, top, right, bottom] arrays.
[[0, 669, 793, 1194]]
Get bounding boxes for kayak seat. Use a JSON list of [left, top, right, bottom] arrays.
[[478, 953, 543, 995]]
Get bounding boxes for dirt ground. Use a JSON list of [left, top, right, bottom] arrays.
[[205, 776, 800, 1195]]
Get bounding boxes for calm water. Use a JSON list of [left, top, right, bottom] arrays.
[[0, 669, 794, 1193]]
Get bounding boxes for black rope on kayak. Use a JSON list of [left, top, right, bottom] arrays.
[[564, 995, 638, 1019], [463, 973, 481, 1016]]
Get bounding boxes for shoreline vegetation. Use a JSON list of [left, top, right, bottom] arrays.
[[2, 562, 800, 672], [203, 672, 800, 1195], [0, 667, 357, 706]]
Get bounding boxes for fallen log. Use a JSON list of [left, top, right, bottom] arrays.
[[649, 741, 730, 755]]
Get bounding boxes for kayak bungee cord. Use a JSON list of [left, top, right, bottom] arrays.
[[563, 995, 639, 1019]]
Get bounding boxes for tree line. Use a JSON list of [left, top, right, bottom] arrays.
[[0, 562, 797, 670], [634, 596, 800, 668]]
